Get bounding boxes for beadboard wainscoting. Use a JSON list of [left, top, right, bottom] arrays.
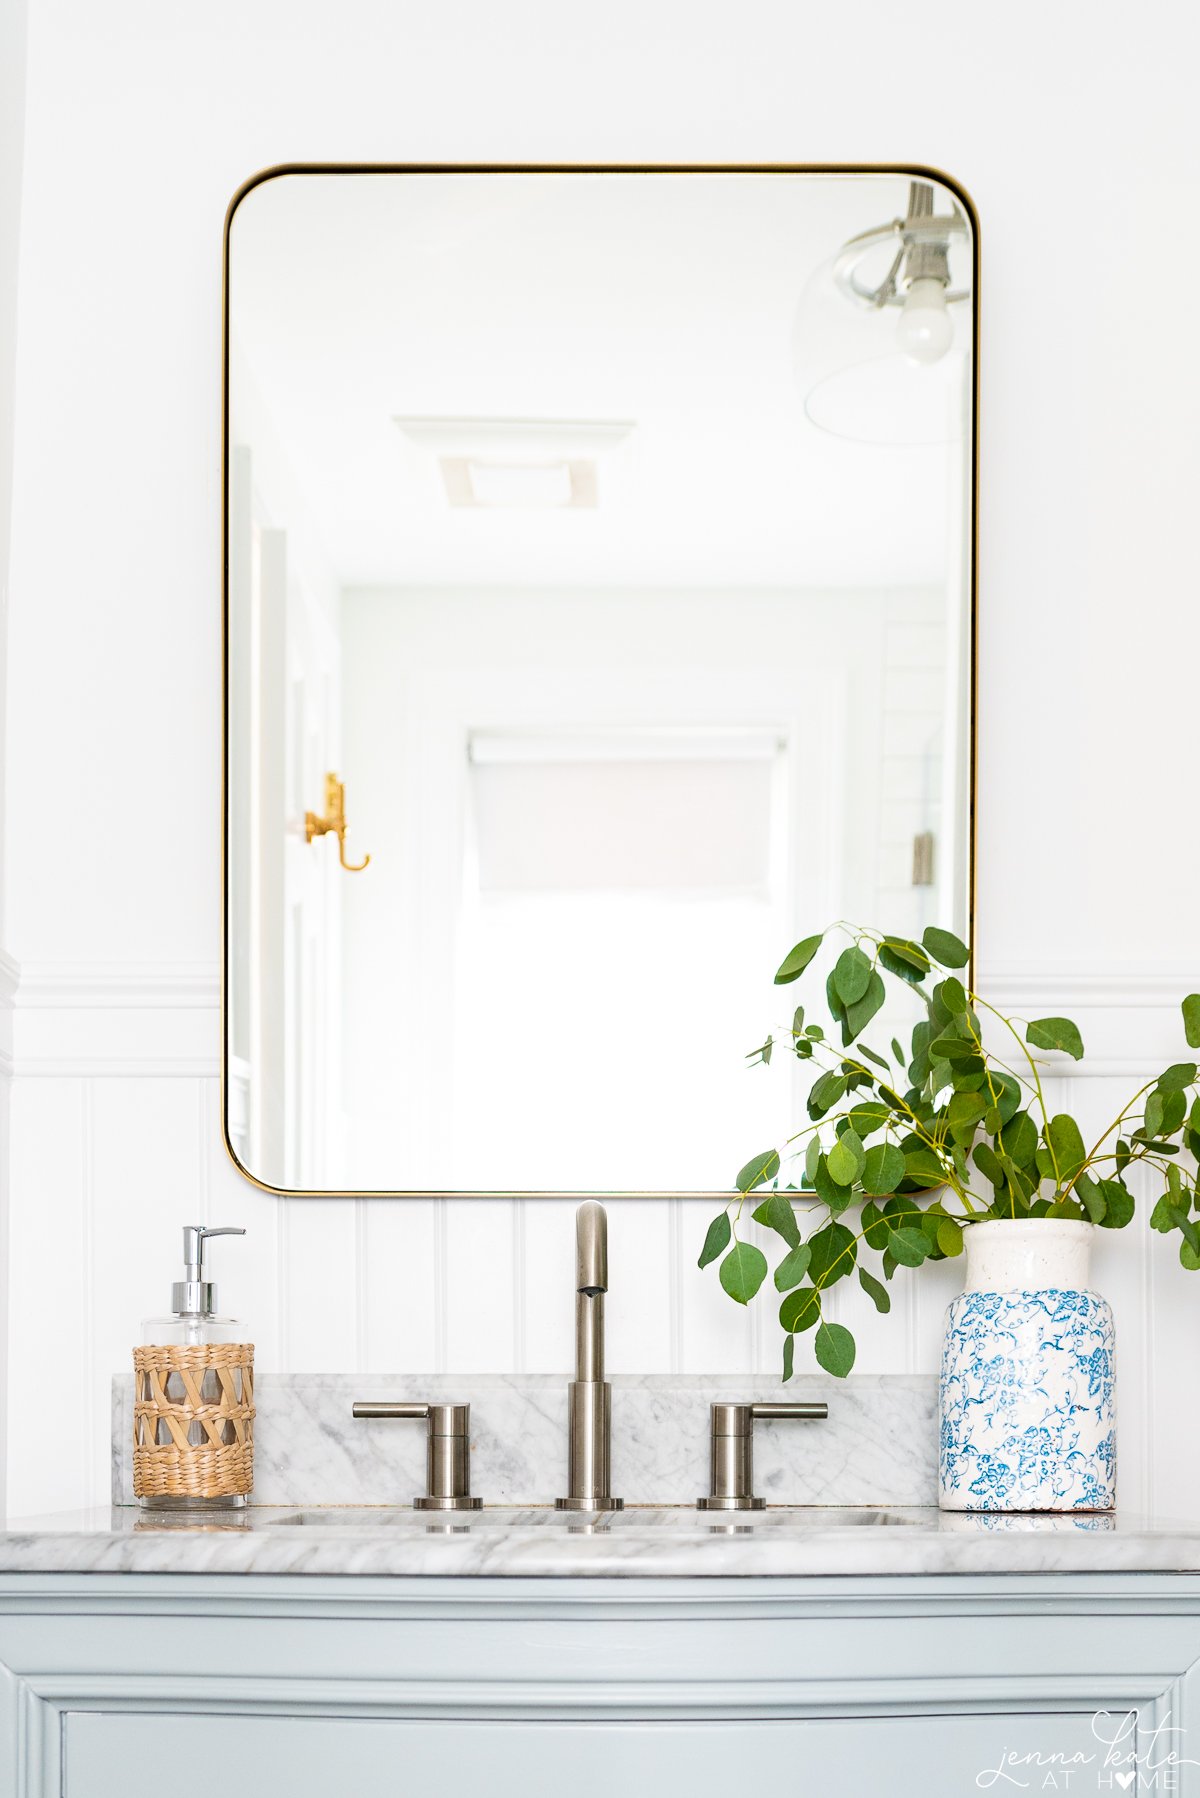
[[4, 961, 1199, 1519]]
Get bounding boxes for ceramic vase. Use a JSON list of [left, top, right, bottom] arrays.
[[938, 1219, 1115, 1512]]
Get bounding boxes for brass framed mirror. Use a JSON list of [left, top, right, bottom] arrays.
[[223, 164, 978, 1197]]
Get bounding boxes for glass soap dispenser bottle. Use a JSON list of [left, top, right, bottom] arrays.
[[135, 1225, 255, 1511]]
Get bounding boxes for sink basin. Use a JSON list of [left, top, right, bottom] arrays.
[[263, 1505, 932, 1529]]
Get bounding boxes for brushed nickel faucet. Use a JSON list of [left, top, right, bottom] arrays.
[[556, 1202, 623, 1512], [351, 1401, 483, 1510], [697, 1400, 828, 1510]]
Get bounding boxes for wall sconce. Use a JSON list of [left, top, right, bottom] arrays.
[[305, 773, 371, 873], [793, 176, 971, 446]]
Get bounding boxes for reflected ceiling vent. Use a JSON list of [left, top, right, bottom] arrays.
[[393, 417, 636, 510]]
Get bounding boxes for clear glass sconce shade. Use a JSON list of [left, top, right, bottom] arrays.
[[793, 246, 971, 447]]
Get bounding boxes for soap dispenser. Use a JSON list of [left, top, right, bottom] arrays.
[[134, 1225, 255, 1511]]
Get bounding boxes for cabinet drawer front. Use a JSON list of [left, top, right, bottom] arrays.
[[64, 1709, 1119, 1798]]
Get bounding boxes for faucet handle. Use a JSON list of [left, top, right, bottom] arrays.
[[352, 1400, 483, 1510], [697, 1399, 828, 1511]]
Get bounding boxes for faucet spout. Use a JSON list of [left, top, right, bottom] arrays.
[[574, 1202, 607, 1384], [556, 1202, 623, 1513], [575, 1200, 608, 1294]]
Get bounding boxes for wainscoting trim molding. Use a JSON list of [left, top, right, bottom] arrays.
[[15, 963, 220, 1009], [981, 967, 1199, 1009]]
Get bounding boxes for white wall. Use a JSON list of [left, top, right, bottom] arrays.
[[0, 0, 29, 1520], [3, 0, 1200, 1516]]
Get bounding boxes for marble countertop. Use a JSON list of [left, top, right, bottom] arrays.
[[4, 1505, 1200, 1579]]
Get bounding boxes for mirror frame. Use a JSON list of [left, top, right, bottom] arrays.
[[221, 161, 980, 1198]]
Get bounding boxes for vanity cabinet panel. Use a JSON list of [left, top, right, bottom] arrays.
[[61, 1710, 1109, 1798], [2, 1573, 1197, 1798]]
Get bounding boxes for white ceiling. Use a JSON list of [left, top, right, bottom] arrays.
[[229, 171, 971, 590]]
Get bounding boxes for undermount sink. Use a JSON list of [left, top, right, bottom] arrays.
[[263, 1505, 931, 1529]]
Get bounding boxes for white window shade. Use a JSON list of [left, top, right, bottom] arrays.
[[454, 727, 789, 1189], [468, 732, 780, 895]]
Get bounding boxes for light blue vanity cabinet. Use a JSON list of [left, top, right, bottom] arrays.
[[3, 1570, 1200, 1797]]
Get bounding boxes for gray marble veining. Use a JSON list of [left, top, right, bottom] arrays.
[[112, 1372, 937, 1509], [6, 1504, 1200, 1580]]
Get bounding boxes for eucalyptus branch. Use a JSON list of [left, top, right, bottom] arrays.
[[700, 920, 1200, 1381]]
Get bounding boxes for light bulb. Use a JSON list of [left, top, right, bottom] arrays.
[[897, 276, 954, 365]]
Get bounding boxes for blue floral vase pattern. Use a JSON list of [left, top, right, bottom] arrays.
[[938, 1285, 1116, 1512]]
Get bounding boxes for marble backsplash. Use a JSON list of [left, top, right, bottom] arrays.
[[112, 1372, 937, 1508]]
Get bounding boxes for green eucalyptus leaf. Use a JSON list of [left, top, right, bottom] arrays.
[[846, 1100, 892, 1137], [774, 1242, 812, 1292], [735, 1149, 780, 1194], [807, 1221, 857, 1288], [861, 1142, 906, 1196], [984, 1070, 1023, 1129], [1144, 1093, 1165, 1140], [860, 1200, 890, 1250], [930, 1034, 978, 1064], [1000, 1110, 1039, 1168], [813, 1156, 854, 1213], [814, 1320, 856, 1377], [902, 1149, 947, 1190], [1158, 1062, 1197, 1093], [909, 1019, 932, 1083], [1096, 1179, 1135, 1230], [881, 937, 932, 981], [1047, 1114, 1087, 1182], [939, 976, 968, 1016], [826, 1128, 865, 1187], [1078, 1182, 1107, 1225], [1026, 1016, 1085, 1061], [1161, 1089, 1187, 1136], [854, 1043, 891, 1073], [1183, 994, 1200, 1050], [879, 944, 926, 985], [888, 1226, 930, 1267], [791, 1005, 805, 1038], [946, 1091, 986, 1144], [805, 1137, 822, 1184], [937, 1217, 964, 1257], [1182, 1240, 1200, 1272], [751, 1192, 800, 1248], [843, 970, 886, 1043], [719, 1241, 768, 1304], [833, 945, 873, 1006], [779, 1285, 821, 1333], [1150, 1192, 1180, 1232], [858, 1266, 892, 1313], [808, 1071, 847, 1120], [775, 933, 823, 986], [782, 1333, 795, 1381], [922, 926, 970, 968], [697, 1211, 732, 1268], [973, 1141, 1005, 1189]]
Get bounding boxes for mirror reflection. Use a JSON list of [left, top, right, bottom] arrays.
[[225, 168, 975, 1194]]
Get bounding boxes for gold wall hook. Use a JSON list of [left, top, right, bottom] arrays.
[[305, 772, 371, 872]]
